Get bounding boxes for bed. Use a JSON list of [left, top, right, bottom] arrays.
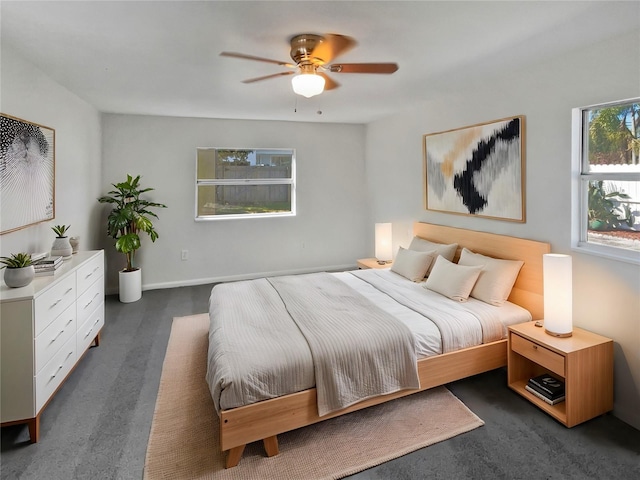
[[207, 222, 550, 467]]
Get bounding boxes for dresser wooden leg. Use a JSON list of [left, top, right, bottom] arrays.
[[27, 416, 40, 443]]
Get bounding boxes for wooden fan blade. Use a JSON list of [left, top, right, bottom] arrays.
[[310, 34, 356, 65], [221, 52, 295, 68], [329, 63, 399, 74], [242, 71, 295, 84], [318, 72, 340, 91]]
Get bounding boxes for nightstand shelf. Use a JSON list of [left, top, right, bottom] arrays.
[[356, 258, 392, 270], [507, 321, 613, 427]]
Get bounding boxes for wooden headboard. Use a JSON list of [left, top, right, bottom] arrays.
[[413, 222, 550, 319]]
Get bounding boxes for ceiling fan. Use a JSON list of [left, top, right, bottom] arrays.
[[221, 33, 398, 98]]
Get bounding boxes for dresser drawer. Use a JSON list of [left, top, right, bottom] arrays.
[[35, 335, 76, 413], [77, 306, 104, 354], [76, 253, 104, 294], [511, 333, 565, 377], [34, 274, 76, 336], [77, 277, 104, 327], [34, 303, 76, 374]]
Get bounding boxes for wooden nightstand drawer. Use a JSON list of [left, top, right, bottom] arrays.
[[511, 333, 564, 377]]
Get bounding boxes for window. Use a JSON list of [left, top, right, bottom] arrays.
[[196, 148, 295, 220], [573, 99, 640, 263]]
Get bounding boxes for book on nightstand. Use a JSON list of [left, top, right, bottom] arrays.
[[525, 384, 565, 405], [528, 374, 565, 398], [526, 374, 565, 405]]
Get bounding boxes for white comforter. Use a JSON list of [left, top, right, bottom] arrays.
[[206, 268, 531, 414]]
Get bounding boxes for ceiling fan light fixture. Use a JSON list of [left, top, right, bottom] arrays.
[[291, 73, 325, 98]]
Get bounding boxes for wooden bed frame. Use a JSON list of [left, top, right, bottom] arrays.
[[220, 222, 550, 467]]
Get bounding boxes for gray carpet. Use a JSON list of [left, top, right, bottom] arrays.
[[1, 284, 639, 479]]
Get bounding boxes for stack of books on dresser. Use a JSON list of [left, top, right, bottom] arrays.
[[525, 374, 565, 405], [33, 256, 63, 277]]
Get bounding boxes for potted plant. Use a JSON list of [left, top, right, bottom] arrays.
[[51, 224, 73, 259], [98, 174, 167, 303], [1, 253, 35, 288]]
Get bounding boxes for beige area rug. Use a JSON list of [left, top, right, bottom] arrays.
[[144, 314, 484, 480]]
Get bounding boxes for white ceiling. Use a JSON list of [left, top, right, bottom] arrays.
[[2, 1, 638, 124]]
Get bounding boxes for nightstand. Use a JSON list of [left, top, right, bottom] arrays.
[[356, 258, 393, 269], [507, 321, 613, 427]]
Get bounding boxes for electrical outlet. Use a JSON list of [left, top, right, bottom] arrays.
[[181, 249, 189, 261]]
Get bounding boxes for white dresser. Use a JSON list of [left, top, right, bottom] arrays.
[[0, 250, 105, 442]]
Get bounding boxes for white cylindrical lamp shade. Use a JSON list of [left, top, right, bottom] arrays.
[[543, 254, 573, 337], [291, 73, 325, 98], [375, 223, 393, 262]]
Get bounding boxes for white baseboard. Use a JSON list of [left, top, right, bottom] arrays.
[[105, 263, 358, 296]]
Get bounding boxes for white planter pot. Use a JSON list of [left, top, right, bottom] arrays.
[[51, 237, 73, 259], [119, 268, 142, 303], [3, 265, 35, 288]]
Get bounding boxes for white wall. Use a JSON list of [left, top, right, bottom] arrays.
[[365, 31, 640, 429], [100, 114, 369, 292], [0, 45, 102, 261]]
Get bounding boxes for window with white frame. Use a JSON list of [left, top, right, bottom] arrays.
[[196, 148, 295, 220], [573, 99, 640, 263]]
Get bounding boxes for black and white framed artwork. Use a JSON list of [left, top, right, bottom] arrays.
[[423, 116, 525, 222], [1, 113, 55, 234]]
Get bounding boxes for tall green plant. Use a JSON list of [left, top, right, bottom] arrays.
[[98, 174, 167, 272]]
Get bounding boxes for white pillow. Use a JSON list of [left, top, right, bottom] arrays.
[[423, 256, 482, 302], [458, 248, 524, 306], [408, 237, 458, 275], [390, 247, 435, 282]]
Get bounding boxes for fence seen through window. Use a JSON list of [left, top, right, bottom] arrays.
[[196, 148, 295, 219]]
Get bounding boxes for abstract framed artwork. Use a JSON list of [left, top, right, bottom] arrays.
[[423, 115, 525, 222], [1, 114, 55, 234]]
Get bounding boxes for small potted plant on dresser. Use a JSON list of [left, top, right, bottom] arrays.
[[98, 174, 167, 303], [1, 253, 35, 288], [50, 224, 73, 259]]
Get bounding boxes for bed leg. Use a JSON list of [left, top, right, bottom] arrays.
[[263, 435, 279, 457], [225, 445, 246, 468]]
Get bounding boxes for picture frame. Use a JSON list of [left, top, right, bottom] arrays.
[[1, 113, 56, 234], [423, 115, 525, 222]]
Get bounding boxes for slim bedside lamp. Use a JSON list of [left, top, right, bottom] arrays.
[[374, 223, 393, 265], [543, 253, 573, 337]]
